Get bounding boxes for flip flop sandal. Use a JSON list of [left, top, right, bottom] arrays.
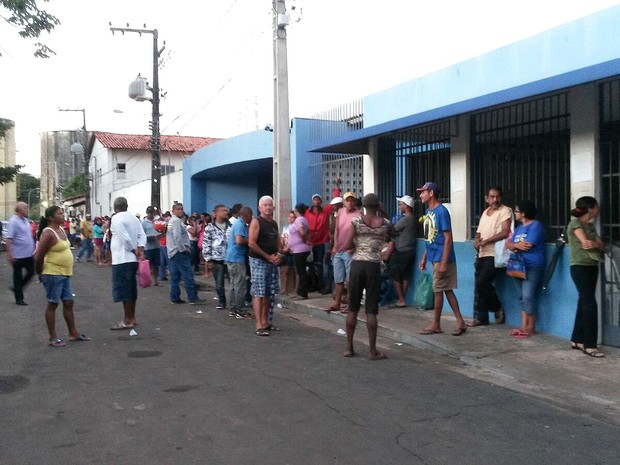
[[513, 330, 531, 339], [451, 327, 467, 336], [110, 322, 134, 331], [69, 334, 91, 342], [583, 348, 605, 358], [48, 338, 66, 348], [419, 329, 443, 335], [255, 329, 270, 337]]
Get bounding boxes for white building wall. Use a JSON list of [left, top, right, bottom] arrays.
[[108, 170, 184, 217], [450, 115, 470, 242], [89, 139, 187, 215], [569, 83, 599, 202]]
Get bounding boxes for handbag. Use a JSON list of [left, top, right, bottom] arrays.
[[494, 212, 514, 268], [413, 273, 434, 309], [506, 254, 526, 279], [138, 259, 152, 288]]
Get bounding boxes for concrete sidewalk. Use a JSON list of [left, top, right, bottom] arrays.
[[276, 292, 620, 426]]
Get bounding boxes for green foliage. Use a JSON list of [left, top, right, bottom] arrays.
[[0, 118, 13, 139], [1, 0, 60, 58], [16, 173, 41, 219], [0, 165, 22, 185], [62, 173, 88, 198]]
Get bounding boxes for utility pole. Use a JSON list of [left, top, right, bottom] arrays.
[[59, 108, 89, 215], [110, 24, 164, 211], [273, 0, 292, 228]]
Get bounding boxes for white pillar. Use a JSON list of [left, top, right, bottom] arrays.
[[449, 116, 469, 242], [364, 137, 379, 194], [570, 83, 599, 202]]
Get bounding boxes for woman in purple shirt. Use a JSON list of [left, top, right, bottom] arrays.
[[289, 204, 312, 300]]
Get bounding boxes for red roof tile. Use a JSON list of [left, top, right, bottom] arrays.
[[94, 131, 221, 153]]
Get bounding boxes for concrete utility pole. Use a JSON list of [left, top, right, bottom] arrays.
[[59, 108, 89, 214], [273, 0, 292, 229], [110, 24, 164, 211]]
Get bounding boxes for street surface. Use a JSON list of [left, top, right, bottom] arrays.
[[1, 256, 619, 465]]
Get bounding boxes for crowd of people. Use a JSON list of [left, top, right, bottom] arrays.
[[2, 185, 609, 359]]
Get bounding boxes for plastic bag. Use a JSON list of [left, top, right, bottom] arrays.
[[138, 259, 152, 288], [413, 273, 434, 310], [506, 254, 526, 279]]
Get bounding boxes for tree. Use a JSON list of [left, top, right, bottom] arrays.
[[16, 173, 40, 219], [1, 0, 60, 58], [0, 119, 23, 184], [62, 173, 88, 199]]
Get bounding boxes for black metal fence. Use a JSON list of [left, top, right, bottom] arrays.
[[470, 93, 570, 242]]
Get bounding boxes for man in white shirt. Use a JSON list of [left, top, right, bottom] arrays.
[[110, 197, 146, 330]]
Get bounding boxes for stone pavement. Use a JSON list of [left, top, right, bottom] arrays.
[[273, 292, 620, 425]]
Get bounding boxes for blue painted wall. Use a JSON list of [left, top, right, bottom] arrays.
[[183, 131, 273, 214], [364, 5, 620, 128], [408, 241, 577, 339]]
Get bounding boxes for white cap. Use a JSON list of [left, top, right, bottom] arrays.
[[396, 195, 414, 208], [330, 197, 343, 205]]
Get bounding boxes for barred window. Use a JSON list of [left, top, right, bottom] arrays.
[[470, 93, 570, 242], [600, 79, 620, 246], [380, 120, 452, 236]]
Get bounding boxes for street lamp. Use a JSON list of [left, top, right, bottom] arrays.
[[27, 188, 40, 219]]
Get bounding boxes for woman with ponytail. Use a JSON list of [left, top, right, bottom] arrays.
[[567, 197, 605, 357]]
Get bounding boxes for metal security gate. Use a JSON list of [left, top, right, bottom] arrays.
[[600, 80, 620, 347], [308, 154, 365, 203]]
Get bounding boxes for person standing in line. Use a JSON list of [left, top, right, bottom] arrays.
[[417, 182, 468, 337], [567, 196, 606, 357], [328, 192, 360, 313], [225, 206, 253, 319], [167, 203, 205, 305], [470, 187, 512, 326], [75, 214, 94, 262], [506, 200, 545, 338], [203, 204, 231, 309], [109, 197, 147, 330], [248, 196, 282, 336], [342, 193, 393, 360], [305, 194, 334, 294], [156, 211, 171, 281], [142, 206, 163, 287], [35, 206, 90, 347], [5, 201, 36, 306], [387, 195, 417, 308], [288, 203, 312, 300]]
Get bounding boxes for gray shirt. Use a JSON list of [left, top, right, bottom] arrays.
[[6, 214, 35, 259], [166, 215, 190, 258], [393, 214, 416, 252]]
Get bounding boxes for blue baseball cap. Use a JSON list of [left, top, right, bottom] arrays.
[[416, 182, 441, 195]]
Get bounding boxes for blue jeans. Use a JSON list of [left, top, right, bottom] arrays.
[[159, 246, 169, 279], [76, 238, 93, 260], [512, 265, 544, 315], [211, 261, 227, 306], [169, 252, 198, 302]]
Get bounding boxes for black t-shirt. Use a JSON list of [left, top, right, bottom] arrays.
[[249, 216, 279, 259]]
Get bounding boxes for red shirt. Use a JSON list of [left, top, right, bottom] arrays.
[[305, 204, 334, 246]]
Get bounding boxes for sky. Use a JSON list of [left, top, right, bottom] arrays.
[[1, 0, 620, 177]]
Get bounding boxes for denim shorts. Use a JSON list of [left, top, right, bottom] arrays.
[[41, 275, 74, 303], [333, 252, 352, 284], [249, 257, 279, 297], [112, 262, 139, 302]]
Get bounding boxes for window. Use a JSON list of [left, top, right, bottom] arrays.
[[470, 93, 570, 242], [116, 162, 126, 180], [161, 165, 176, 176]]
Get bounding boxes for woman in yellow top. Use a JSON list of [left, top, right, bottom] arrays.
[[35, 206, 90, 347]]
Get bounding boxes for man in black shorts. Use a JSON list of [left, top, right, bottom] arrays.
[[388, 195, 417, 307]]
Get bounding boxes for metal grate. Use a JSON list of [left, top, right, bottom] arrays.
[[308, 154, 364, 204], [379, 120, 452, 234], [470, 93, 570, 242]]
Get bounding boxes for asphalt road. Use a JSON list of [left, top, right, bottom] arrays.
[[1, 256, 618, 465]]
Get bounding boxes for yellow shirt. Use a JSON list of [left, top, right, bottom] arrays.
[[476, 205, 512, 258], [42, 228, 74, 276]]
